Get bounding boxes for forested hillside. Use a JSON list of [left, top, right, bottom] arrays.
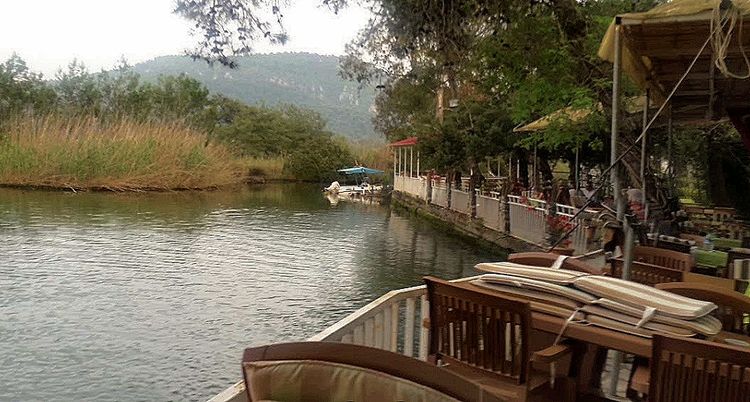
[[132, 53, 377, 139]]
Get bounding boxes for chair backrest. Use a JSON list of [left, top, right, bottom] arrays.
[[733, 259, 750, 280], [507, 251, 604, 274], [242, 342, 502, 402], [424, 276, 531, 385], [656, 282, 750, 335], [610, 258, 684, 287], [726, 248, 750, 278], [649, 334, 750, 402], [634, 246, 693, 272]]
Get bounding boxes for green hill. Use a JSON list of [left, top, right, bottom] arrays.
[[132, 53, 377, 139]]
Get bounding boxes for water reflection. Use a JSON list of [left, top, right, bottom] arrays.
[[0, 185, 505, 401]]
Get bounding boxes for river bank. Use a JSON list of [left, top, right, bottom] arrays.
[[0, 116, 389, 192]]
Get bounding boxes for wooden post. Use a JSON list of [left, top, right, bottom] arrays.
[[641, 88, 649, 221], [393, 145, 397, 183], [416, 150, 420, 179], [608, 20, 627, 399], [611, 21, 624, 222], [425, 170, 432, 205], [410, 147, 414, 178]]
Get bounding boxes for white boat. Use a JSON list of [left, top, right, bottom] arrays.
[[323, 166, 385, 201]]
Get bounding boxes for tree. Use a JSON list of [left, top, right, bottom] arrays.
[[0, 54, 56, 121]]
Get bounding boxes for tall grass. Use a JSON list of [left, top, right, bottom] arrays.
[[0, 116, 246, 191]]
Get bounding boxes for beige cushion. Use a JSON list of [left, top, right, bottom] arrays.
[[244, 360, 461, 402], [480, 274, 598, 304], [590, 298, 722, 336], [573, 276, 717, 319], [476, 262, 590, 284], [471, 280, 584, 319], [582, 306, 701, 337]]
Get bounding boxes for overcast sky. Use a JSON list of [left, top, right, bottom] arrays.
[[0, 0, 371, 77]]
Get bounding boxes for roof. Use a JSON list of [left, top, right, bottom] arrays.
[[598, 0, 750, 123], [513, 97, 646, 132], [337, 166, 385, 175], [388, 137, 418, 147]]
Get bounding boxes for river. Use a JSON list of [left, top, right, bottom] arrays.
[[0, 184, 506, 401]]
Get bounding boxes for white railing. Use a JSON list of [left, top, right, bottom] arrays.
[[507, 195, 547, 246], [210, 276, 479, 402], [393, 185, 598, 253], [476, 194, 502, 230], [431, 185, 449, 208], [450, 190, 471, 215], [310, 284, 430, 358]]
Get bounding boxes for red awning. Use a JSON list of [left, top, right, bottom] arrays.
[[388, 137, 418, 147]]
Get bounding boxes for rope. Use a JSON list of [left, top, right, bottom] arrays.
[[711, 4, 750, 79]]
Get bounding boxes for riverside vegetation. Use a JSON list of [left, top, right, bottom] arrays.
[[0, 55, 387, 191]]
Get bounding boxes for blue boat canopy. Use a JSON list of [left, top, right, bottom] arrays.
[[337, 166, 384, 175]]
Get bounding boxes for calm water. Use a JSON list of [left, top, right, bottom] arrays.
[[0, 184, 505, 401]]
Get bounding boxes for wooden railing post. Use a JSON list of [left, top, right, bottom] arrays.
[[470, 185, 477, 218], [425, 176, 432, 204], [446, 178, 452, 209], [501, 195, 510, 233]]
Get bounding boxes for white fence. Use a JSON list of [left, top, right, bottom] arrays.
[[404, 177, 428, 200], [450, 190, 471, 215], [507, 195, 548, 246], [395, 183, 596, 253], [395, 176, 428, 201], [431, 185, 449, 208], [476, 194, 502, 230]]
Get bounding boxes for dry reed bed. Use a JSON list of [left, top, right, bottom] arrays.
[[0, 116, 246, 191]]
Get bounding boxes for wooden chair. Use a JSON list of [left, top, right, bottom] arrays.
[[656, 282, 750, 335], [726, 247, 750, 278], [242, 342, 505, 402], [424, 276, 574, 402], [648, 334, 750, 402], [507, 252, 605, 275], [610, 258, 685, 287], [633, 245, 693, 272]]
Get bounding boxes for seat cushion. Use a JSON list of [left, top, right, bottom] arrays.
[[573, 275, 717, 319], [480, 274, 598, 304], [243, 359, 461, 402], [476, 262, 590, 284]]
